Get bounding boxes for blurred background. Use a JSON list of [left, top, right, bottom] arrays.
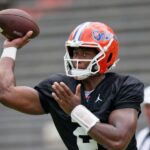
[[0, 0, 150, 150]]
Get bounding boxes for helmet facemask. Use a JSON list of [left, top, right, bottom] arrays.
[[64, 41, 107, 80]]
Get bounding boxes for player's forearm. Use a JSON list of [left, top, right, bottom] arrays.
[[88, 123, 131, 150], [0, 58, 16, 99], [71, 105, 131, 149], [0, 57, 15, 72]]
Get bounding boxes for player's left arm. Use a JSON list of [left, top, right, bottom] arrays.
[[52, 82, 139, 150], [88, 108, 138, 150]]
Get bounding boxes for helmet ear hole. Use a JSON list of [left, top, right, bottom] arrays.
[[91, 64, 98, 72], [107, 53, 112, 63]]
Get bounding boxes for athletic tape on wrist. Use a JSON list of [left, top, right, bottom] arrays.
[[1, 47, 17, 60], [71, 105, 99, 133]]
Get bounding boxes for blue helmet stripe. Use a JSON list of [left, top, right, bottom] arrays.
[[73, 22, 91, 41]]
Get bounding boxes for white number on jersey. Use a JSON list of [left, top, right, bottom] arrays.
[[73, 126, 98, 150]]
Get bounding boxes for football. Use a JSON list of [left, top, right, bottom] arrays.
[[0, 8, 40, 40]]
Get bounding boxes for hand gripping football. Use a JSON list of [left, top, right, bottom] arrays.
[[0, 8, 40, 40]]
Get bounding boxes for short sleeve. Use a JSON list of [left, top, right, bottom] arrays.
[[34, 79, 55, 113], [34, 74, 77, 114], [113, 76, 144, 112]]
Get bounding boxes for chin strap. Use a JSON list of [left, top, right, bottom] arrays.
[[70, 69, 91, 80]]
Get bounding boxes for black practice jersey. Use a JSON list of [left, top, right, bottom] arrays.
[[34, 72, 144, 150]]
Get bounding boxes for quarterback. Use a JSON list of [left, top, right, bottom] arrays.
[[0, 22, 144, 150]]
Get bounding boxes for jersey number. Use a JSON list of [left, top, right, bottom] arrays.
[[73, 126, 98, 150]]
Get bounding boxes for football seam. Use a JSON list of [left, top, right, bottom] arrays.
[[0, 14, 39, 31]]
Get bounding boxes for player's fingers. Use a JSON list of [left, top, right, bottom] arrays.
[[3, 40, 10, 47], [23, 31, 33, 41], [75, 84, 81, 97], [4, 39, 9, 44], [52, 92, 62, 104], [52, 82, 67, 99], [60, 82, 72, 96]]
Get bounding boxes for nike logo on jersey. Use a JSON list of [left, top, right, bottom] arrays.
[[95, 94, 103, 103]]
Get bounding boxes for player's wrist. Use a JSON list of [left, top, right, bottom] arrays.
[[1, 47, 18, 60], [71, 105, 100, 133]]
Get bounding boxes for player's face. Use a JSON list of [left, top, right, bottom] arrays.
[[143, 104, 150, 125], [72, 47, 97, 69]]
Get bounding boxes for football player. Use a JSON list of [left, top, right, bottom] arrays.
[[0, 22, 144, 150], [136, 86, 150, 150]]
